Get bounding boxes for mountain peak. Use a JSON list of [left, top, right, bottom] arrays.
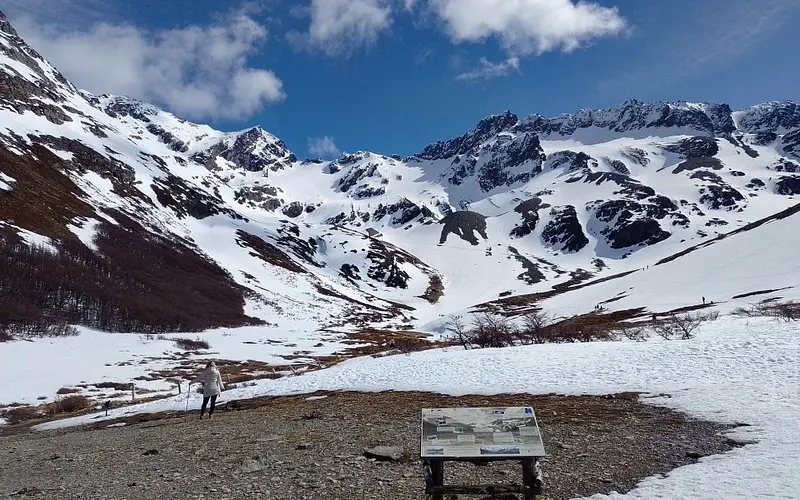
[[736, 100, 800, 134]]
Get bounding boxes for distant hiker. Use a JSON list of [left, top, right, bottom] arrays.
[[191, 361, 224, 419], [702, 296, 706, 305]]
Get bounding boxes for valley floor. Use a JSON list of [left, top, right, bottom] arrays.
[[27, 314, 800, 499], [0, 391, 735, 500]]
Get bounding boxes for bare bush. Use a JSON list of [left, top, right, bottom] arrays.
[[56, 387, 81, 395], [470, 314, 516, 348], [732, 306, 757, 317], [766, 301, 800, 321], [2, 322, 78, 338], [1, 406, 41, 425], [48, 395, 90, 415], [173, 337, 210, 350], [542, 315, 616, 343], [518, 310, 553, 344], [653, 311, 717, 340], [618, 324, 649, 341]]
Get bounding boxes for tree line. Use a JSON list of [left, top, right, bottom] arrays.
[[0, 211, 262, 337]]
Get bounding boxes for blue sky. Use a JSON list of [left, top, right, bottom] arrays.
[[5, 0, 800, 157]]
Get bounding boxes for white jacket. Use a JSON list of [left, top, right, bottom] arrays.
[[193, 367, 224, 397]]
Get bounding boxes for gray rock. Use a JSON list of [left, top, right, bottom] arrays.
[[363, 445, 405, 462]]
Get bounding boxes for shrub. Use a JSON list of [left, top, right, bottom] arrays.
[[94, 381, 132, 390], [56, 387, 81, 395], [653, 311, 717, 340], [0, 330, 12, 342], [173, 337, 210, 350], [48, 395, 90, 415], [2, 406, 41, 425], [470, 314, 516, 348], [1, 322, 78, 338]]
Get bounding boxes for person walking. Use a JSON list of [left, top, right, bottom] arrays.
[[191, 361, 224, 419]]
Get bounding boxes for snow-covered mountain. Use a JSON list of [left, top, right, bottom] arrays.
[[3, 15, 800, 335]]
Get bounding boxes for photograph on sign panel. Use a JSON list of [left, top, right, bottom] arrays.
[[420, 407, 545, 458]]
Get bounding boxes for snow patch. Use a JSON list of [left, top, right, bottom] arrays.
[[13, 226, 58, 252], [0, 171, 14, 192], [67, 217, 101, 252]]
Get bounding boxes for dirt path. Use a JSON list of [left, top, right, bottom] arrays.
[[0, 391, 742, 499]]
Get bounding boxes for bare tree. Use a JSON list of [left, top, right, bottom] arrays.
[[519, 310, 552, 344], [444, 315, 471, 349], [470, 313, 516, 348]]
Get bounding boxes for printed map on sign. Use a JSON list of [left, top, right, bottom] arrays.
[[420, 406, 546, 459]]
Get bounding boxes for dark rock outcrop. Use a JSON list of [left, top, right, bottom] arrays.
[[541, 206, 588, 253]]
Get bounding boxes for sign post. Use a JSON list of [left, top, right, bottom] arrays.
[[420, 406, 545, 500]]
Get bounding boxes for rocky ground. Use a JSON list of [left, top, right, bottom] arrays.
[[0, 391, 744, 500]]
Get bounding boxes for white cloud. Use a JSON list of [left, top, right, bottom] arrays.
[[429, 0, 626, 55], [11, 8, 285, 121], [456, 57, 520, 81], [290, 0, 626, 59], [289, 0, 395, 57], [308, 136, 341, 158]]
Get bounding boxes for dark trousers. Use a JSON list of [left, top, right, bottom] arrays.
[[200, 395, 218, 416]]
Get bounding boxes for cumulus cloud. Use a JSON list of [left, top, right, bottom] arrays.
[[288, 0, 394, 57], [291, 0, 626, 58], [11, 8, 285, 121], [429, 0, 627, 55], [456, 57, 520, 81], [308, 136, 341, 158]]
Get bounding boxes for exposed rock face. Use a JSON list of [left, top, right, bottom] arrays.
[[769, 158, 800, 173], [152, 175, 242, 220], [510, 197, 549, 238], [591, 200, 672, 249], [516, 100, 735, 136], [781, 129, 800, 160], [736, 101, 800, 133], [541, 206, 588, 253], [689, 171, 746, 210], [373, 198, 435, 226], [417, 111, 519, 160], [774, 175, 800, 195], [282, 202, 304, 218], [146, 124, 188, 153], [220, 128, 296, 172], [547, 151, 596, 173], [234, 184, 283, 211]]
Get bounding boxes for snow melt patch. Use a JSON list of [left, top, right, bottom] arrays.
[[0, 171, 15, 191], [67, 217, 101, 252], [37, 316, 800, 499], [13, 226, 58, 252], [45, 147, 74, 162]]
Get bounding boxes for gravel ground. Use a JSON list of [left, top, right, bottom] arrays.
[[0, 391, 742, 500]]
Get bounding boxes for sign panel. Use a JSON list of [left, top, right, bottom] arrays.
[[420, 406, 546, 459]]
